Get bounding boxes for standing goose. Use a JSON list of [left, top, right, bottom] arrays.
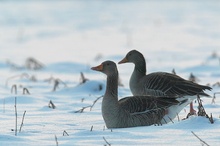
[[118, 50, 212, 114], [91, 60, 188, 128]]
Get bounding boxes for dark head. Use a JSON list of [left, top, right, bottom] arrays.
[[118, 50, 145, 65], [91, 60, 118, 76]]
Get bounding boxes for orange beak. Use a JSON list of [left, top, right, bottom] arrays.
[[91, 64, 103, 71], [118, 57, 128, 64]]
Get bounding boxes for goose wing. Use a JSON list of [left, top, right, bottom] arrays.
[[141, 72, 212, 97], [118, 95, 179, 115]]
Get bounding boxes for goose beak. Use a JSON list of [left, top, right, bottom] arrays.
[[118, 57, 128, 64], [91, 64, 103, 71]]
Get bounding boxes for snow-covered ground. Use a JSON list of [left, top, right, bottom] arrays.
[[0, 0, 220, 145]]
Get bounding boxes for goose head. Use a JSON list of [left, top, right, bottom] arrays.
[[91, 60, 118, 76], [118, 50, 144, 64]]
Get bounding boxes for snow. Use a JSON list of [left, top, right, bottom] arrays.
[[0, 0, 220, 145]]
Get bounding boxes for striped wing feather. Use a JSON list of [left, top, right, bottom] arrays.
[[118, 96, 179, 115], [141, 72, 212, 97]]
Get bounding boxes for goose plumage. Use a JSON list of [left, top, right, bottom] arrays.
[[91, 60, 188, 128], [118, 50, 212, 113]]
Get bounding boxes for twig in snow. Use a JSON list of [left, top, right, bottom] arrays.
[[14, 97, 18, 136], [197, 95, 207, 117], [90, 125, 93, 131], [19, 111, 26, 132], [79, 72, 89, 84], [75, 95, 103, 113], [6, 73, 29, 87], [63, 130, 69, 136], [53, 79, 60, 91], [212, 82, 220, 87], [48, 100, 56, 109], [23, 88, 30, 95], [74, 105, 91, 113], [6, 60, 25, 70], [44, 76, 67, 91], [29, 75, 37, 82], [25, 57, 44, 70], [172, 69, 176, 75], [189, 73, 199, 82], [212, 92, 220, 104], [44, 75, 55, 83], [197, 95, 214, 124], [103, 137, 111, 146], [191, 131, 210, 146], [209, 113, 214, 124], [11, 84, 17, 94], [52, 79, 67, 92], [90, 95, 103, 111], [55, 135, 58, 146]]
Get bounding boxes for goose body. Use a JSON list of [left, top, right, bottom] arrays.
[[118, 50, 212, 109], [91, 61, 188, 128]]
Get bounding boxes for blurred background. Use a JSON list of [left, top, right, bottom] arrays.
[[0, 0, 220, 68]]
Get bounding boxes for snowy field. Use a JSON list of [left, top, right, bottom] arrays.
[[0, 0, 220, 145]]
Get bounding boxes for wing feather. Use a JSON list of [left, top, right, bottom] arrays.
[[140, 72, 211, 97]]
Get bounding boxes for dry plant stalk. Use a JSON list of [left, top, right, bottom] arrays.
[[6, 73, 29, 87], [48, 100, 56, 109], [197, 95, 207, 117], [212, 82, 220, 87], [23, 88, 30, 94], [103, 137, 111, 146], [11, 84, 17, 94], [19, 111, 26, 132], [63, 130, 69, 136], [212, 92, 220, 104], [209, 113, 214, 124], [75, 95, 103, 113], [52, 78, 67, 92], [79, 72, 89, 84], [53, 79, 60, 91], [90, 96, 103, 111], [74, 105, 91, 113], [55, 135, 58, 146], [172, 69, 176, 75], [197, 95, 214, 124], [103, 126, 105, 131], [25, 57, 44, 70], [90, 125, 93, 131], [14, 97, 17, 136], [191, 131, 210, 146]]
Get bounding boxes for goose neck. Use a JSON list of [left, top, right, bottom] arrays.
[[105, 73, 118, 100]]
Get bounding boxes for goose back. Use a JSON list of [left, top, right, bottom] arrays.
[[134, 72, 212, 97]]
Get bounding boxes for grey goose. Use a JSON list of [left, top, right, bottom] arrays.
[[91, 60, 188, 128], [118, 50, 212, 115]]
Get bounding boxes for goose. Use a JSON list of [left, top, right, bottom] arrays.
[[91, 60, 189, 128], [118, 50, 212, 115]]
